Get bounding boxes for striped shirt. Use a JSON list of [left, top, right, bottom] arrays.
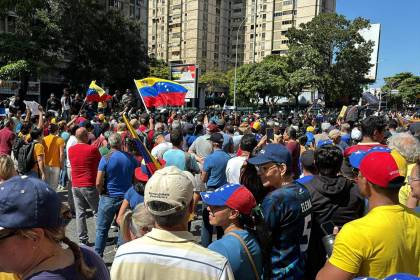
[[111, 228, 235, 280]]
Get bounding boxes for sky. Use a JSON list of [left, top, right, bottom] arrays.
[[336, 0, 420, 88]]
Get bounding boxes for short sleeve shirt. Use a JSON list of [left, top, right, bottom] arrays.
[[329, 205, 420, 278], [124, 186, 144, 209], [261, 183, 312, 279], [42, 134, 65, 168], [203, 149, 231, 188], [98, 151, 137, 197]]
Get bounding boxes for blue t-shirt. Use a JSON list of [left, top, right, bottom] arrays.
[[208, 230, 263, 280], [124, 186, 144, 209], [295, 175, 314, 185], [98, 151, 138, 198], [341, 133, 351, 145], [203, 149, 230, 188], [261, 182, 312, 279]]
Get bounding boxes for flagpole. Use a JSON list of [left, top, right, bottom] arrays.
[[78, 97, 87, 116], [134, 79, 150, 114], [122, 113, 161, 169]]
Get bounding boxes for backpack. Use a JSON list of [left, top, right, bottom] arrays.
[[12, 136, 26, 160], [17, 142, 36, 175]]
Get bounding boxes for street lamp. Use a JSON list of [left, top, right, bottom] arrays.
[[233, 17, 247, 110]]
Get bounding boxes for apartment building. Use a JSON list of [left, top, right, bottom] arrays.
[[149, 0, 335, 70], [242, 0, 336, 64], [148, 0, 230, 71]]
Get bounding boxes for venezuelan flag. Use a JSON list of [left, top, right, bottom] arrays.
[[122, 113, 161, 174], [134, 77, 187, 108], [86, 81, 112, 102]]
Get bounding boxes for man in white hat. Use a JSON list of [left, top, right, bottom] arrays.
[[111, 166, 234, 280]]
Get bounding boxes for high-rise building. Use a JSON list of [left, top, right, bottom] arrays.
[[148, 0, 230, 71], [149, 0, 335, 70], [242, 0, 336, 64]]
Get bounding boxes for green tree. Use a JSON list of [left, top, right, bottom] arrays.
[[199, 71, 229, 95], [0, 0, 62, 96], [382, 72, 420, 107], [59, 0, 148, 91], [287, 13, 373, 105], [230, 56, 287, 107], [148, 58, 170, 79]]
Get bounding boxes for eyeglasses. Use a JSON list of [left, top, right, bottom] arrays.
[[256, 163, 279, 174], [408, 176, 420, 184], [0, 230, 17, 241]]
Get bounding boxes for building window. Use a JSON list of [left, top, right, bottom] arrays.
[[283, 0, 293, 5], [281, 39, 289, 44], [282, 20, 295, 25]]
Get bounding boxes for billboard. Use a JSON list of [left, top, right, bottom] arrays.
[[359, 23, 381, 81], [0, 80, 40, 96], [170, 64, 198, 99]]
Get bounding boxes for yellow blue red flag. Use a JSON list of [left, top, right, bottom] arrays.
[[134, 77, 187, 108], [86, 81, 111, 102]]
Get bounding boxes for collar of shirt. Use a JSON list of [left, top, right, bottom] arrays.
[[145, 228, 196, 243]]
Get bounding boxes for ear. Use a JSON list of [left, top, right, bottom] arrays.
[[229, 209, 240, 221], [279, 163, 288, 177]]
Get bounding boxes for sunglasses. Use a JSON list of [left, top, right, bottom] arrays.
[[0, 230, 17, 241]]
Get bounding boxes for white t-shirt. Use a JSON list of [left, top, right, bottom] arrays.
[[66, 135, 78, 168], [226, 156, 247, 184], [61, 96, 71, 110], [151, 142, 173, 159]]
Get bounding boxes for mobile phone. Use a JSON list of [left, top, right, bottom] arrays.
[[266, 128, 274, 142], [320, 221, 336, 235]]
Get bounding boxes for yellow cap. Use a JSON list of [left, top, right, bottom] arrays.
[[306, 126, 315, 132], [252, 122, 261, 131]]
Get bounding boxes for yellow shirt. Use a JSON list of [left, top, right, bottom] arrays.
[[32, 142, 45, 173], [329, 205, 420, 278], [399, 163, 419, 206], [0, 273, 19, 280], [42, 134, 64, 168]]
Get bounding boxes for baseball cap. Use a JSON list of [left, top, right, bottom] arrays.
[[252, 121, 261, 131], [0, 176, 62, 231], [144, 166, 194, 216], [306, 126, 315, 133], [356, 151, 405, 188], [201, 184, 256, 215], [300, 150, 315, 169], [135, 158, 166, 182], [209, 132, 224, 144], [207, 123, 220, 133], [248, 144, 291, 167]]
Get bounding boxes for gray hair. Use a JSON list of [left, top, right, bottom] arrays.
[[108, 133, 122, 149], [148, 201, 188, 227], [120, 204, 154, 241], [387, 132, 420, 163]]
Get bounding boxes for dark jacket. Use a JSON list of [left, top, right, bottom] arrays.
[[303, 175, 365, 279]]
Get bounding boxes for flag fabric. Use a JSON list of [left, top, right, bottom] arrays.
[[122, 113, 161, 174], [86, 81, 111, 102], [134, 77, 187, 108]]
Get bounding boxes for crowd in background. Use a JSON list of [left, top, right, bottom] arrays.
[[0, 91, 419, 280]]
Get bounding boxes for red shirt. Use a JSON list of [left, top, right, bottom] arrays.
[[68, 143, 101, 187], [0, 127, 15, 156]]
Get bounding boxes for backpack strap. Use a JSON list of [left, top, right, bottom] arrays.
[[226, 231, 261, 280]]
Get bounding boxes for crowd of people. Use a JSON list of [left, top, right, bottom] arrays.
[[0, 91, 419, 280]]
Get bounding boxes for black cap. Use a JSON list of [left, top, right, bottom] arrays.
[[209, 132, 224, 144]]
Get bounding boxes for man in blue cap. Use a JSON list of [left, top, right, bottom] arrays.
[[248, 144, 312, 279]]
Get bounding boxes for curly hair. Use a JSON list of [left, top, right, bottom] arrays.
[[387, 132, 420, 163]]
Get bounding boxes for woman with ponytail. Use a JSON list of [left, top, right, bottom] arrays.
[[200, 183, 263, 280], [120, 204, 154, 242], [0, 176, 110, 280]]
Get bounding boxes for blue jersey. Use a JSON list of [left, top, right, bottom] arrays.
[[261, 182, 312, 279]]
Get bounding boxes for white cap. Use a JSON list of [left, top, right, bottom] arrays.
[[351, 128, 362, 140], [144, 166, 194, 216]]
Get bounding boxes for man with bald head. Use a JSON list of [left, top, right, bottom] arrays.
[[68, 127, 102, 245]]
